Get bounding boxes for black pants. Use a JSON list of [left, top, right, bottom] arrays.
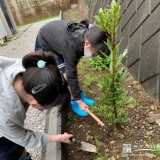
[[35, 35, 65, 73], [0, 137, 24, 160]]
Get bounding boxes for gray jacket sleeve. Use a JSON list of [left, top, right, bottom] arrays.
[[62, 44, 81, 100], [0, 119, 50, 148]]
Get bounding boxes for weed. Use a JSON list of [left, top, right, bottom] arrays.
[[90, 55, 110, 71], [1, 42, 8, 46], [94, 137, 107, 160], [23, 29, 27, 32], [151, 144, 160, 154], [67, 113, 72, 127]]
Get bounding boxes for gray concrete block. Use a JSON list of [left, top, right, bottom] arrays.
[[151, 0, 160, 12], [142, 4, 160, 44], [121, 0, 136, 30], [127, 27, 141, 67], [126, 0, 133, 7], [116, 19, 122, 44], [120, 0, 127, 14], [130, 0, 150, 36], [120, 22, 129, 55], [140, 32, 159, 82], [141, 75, 159, 101], [120, 0, 125, 5], [41, 107, 62, 160], [128, 60, 139, 80], [137, 0, 145, 9]]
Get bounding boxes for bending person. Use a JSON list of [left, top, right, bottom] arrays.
[[0, 50, 73, 160], [35, 19, 110, 117]]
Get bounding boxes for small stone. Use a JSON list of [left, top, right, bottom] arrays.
[[150, 105, 157, 111], [147, 118, 155, 124], [146, 131, 153, 136], [105, 148, 109, 153], [110, 141, 116, 144], [133, 81, 139, 85], [86, 135, 93, 141], [153, 125, 157, 129], [141, 126, 145, 129], [111, 156, 116, 160], [116, 154, 120, 159], [119, 134, 124, 140], [145, 143, 149, 148], [134, 135, 141, 140], [135, 117, 140, 120], [112, 150, 119, 153], [79, 125, 83, 128], [146, 153, 155, 158], [131, 115, 136, 119]]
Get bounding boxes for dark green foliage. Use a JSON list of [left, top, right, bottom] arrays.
[[94, 0, 131, 128]]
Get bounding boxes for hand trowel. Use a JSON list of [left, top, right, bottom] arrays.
[[70, 137, 97, 153]]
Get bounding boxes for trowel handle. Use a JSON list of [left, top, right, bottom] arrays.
[[69, 138, 80, 146], [86, 108, 105, 127], [69, 137, 74, 143]]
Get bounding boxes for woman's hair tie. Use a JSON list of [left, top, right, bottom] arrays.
[[37, 60, 46, 68]]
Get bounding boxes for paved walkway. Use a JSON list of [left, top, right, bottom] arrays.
[[0, 16, 59, 58]]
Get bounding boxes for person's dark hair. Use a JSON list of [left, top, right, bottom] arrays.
[[80, 19, 90, 28], [22, 50, 70, 115], [84, 26, 110, 56]]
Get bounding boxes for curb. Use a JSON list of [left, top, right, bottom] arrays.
[[41, 107, 68, 160]]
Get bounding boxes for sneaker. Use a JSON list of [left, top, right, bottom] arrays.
[[71, 100, 88, 117], [80, 91, 95, 106]]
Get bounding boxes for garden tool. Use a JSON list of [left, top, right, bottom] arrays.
[[70, 137, 97, 153], [86, 108, 105, 127], [86, 108, 111, 135]]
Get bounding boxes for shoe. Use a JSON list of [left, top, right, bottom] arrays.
[[22, 152, 32, 160], [80, 91, 95, 106], [71, 100, 88, 117]]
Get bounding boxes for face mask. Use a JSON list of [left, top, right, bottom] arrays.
[[84, 45, 93, 60]]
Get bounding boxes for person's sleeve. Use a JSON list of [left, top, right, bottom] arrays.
[[0, 119, 50, 148], [62, 45, 81, 100]]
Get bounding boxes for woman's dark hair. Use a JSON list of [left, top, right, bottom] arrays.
[[22, 50, 70, 115], [80, 19, 90, 28], [84, 26, 110, 56]]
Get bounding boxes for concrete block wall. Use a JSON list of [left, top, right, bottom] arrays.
[[79, 0, 160, 102]]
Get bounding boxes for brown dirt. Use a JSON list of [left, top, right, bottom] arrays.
[[63, 7, 160, 160]]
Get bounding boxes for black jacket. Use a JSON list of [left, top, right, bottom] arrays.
[[38, 20, 88, 100]]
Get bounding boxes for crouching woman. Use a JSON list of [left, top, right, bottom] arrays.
[[0, 50, 73, 160]]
